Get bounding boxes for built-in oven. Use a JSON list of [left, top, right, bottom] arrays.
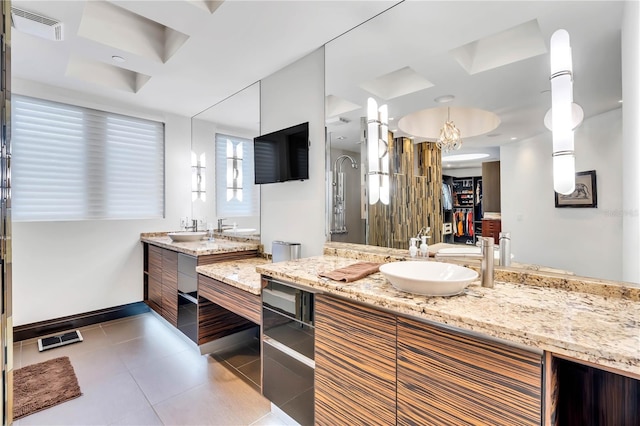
[[262, 277, 315, 426]]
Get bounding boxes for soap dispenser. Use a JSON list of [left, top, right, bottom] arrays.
[[420, 235, 430, 258], [409, 238, 418, 258]]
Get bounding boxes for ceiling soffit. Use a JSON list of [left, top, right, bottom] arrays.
[[77, 1, 189, 64], [66, 55, 151, 93], [359, 66, 434, 100], [398, 106, 501, 140], [450, 19, 547, 75]]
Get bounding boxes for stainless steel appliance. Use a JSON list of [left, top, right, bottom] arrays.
[[262, 277, 315, 425]]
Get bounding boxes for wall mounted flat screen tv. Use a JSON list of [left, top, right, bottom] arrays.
[[254, 122, 309, 184]]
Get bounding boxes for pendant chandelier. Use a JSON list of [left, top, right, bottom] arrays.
[[436, 107, 462, 153]]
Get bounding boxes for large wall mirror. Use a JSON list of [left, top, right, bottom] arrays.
[[191, 82, 261, 236], [325, 1, 629, 282]]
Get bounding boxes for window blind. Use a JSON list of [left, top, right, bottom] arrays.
[[12, 95, 165, 221], [215, 133, 259, 217]]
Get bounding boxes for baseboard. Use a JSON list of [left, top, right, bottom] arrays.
[[13, 301, 150, 342]]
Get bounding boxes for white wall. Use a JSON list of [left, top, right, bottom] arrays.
[[622, 0, 640, 283], [12, 79, 192, 326], [260, 48, 326, 258], [501, 108, 623, 281]]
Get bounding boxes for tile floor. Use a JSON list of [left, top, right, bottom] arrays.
[[12, 312, 288, 425]]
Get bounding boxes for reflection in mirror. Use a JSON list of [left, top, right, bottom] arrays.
[[191, 82, 261, 236], [325, 1, 632, 282], [328, 131, 365, 244]]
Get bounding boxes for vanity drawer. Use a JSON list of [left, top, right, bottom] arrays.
[[198, 274, 261, 324]]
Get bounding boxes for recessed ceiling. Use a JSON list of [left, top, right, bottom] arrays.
[[78, 1, 189, 64], [398, 107, 501, 140], [450, 19, 547, 75], [359, 66, 434, 100], [66, 55, 151, 93], [185, 0, 224, 14], [325, 95, 361, 118], [11, 0, 398, 117]]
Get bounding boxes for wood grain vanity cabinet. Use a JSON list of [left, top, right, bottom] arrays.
[[161, 249, 179, 327], [548, 355, 640, 425], [146, 245, 177, 326], [397, 317, 542, 425], [314, 295, 397, 425], [197, 274, 260, 345], [143, 242, 258, 344], [147, 245, 163, 313], [313, 294, 543, 426]]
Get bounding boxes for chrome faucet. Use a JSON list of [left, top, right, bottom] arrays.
[[185, 219, 198, 232], [499, 232, 511, 267], [477, 237, 495, 288], [217, 218, 227, 232], [433, 236, 494, 289]]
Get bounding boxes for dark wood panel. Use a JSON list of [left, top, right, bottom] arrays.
[[482, 160, 501, 212], [198, 274, 261, 324], [482, 219, 502, 244], [544, 352, 559, 426], [556, 357, 639, 425], [148, 244, 163, 280], [397, 317, 542, 426], [197, 250, 258, 266], [161, 249, 178, 327], [148, 275, 162, 315], [197, 297, 256, 345], [315, 295, 396, 426]]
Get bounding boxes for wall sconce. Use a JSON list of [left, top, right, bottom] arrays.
[[226, 140, 243, 202], [191, 152, 206, 202], [547, 29, 584, 195], [367, 97, 389, 205]]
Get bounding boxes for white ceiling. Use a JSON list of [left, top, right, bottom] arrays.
[[11, 0, 397, 117], [324, 1, 624, 167], [11, 1, 625, 170]]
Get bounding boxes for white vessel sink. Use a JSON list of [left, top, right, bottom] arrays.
[[379, 261, 478, 296], [222, 228, 257, 235], [167, 231, 207, 242]]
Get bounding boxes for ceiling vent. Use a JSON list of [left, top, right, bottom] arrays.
[[11, 7, 63, 41]]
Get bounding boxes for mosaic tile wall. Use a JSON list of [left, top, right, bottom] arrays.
[[369, 137, 443, 249]]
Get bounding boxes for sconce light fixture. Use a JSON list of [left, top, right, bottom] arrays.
[[366, 97, 389, 205], [191, 152, 206, 202], [226, 140, 243, 202], [547, 29, 583, 195]]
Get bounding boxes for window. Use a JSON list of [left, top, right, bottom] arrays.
[[12, 95, 165, 221], [215, 133, 258, 217]]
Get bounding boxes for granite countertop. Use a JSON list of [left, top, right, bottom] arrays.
[[255, 251, 640, 377], [196, 257, 269, 295], [141, 233, 260, 256]]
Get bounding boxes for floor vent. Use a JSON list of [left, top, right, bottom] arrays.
[[37, 330, 83, 352]]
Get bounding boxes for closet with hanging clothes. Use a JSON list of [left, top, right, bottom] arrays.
[[451, 176, 482, 245]]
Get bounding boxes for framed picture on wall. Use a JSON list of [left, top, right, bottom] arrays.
[[555, 170, 597, 208]]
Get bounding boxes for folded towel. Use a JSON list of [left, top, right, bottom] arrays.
[[319, 262, 381, 282]]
